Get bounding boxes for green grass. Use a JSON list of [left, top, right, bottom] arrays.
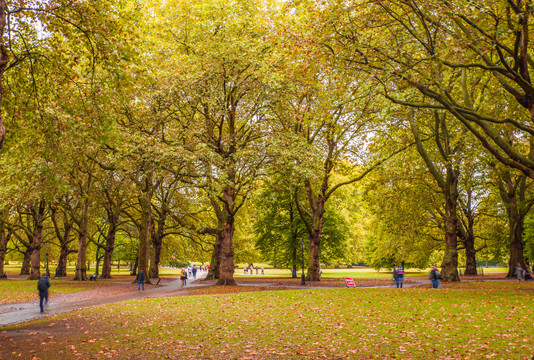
[[3, 281, 533, 359]]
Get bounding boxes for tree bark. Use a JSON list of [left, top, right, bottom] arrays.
[[0, 0, 9, 150], [149, 211, 167, 279], [29, 201, 46, 280], [307, 204, 325, 282], [137, 183, 153, 284], [216, 187, 237, 286], [440, 168, 460, 282], [217, 212, 236, 286], [459, 192, 477, 276], [206, 232, 222, 280], [74, 197, 89, 281], [20, 246, 31, 275], [0, 222, 9, 275], [497, 171, 529, 277], [51, 208, 73, 278], [100, 210, 118, 279]]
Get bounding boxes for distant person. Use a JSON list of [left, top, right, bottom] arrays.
[[192, 266, 197, 279], [319, 267, 323, 278], [524, 267, 533, 281], [256, 266, 258, 275], [180, 269, 187, 287], [395, 266, 405, 288], [0, 272, 7, 279], [137, 269, 145, 291], [89, 273, 98, 281], [37, 273, 51, 313], [516, 263, 523, 281], [261, 266, 264, 275], [244, 266, 247, 275], [429, 266, 441, 289]]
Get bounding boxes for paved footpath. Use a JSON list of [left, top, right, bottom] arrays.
[[0, 274, 207, 328]]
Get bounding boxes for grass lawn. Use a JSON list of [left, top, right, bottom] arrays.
[[2, 281, 533, 359]]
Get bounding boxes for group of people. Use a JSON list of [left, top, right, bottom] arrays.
[[243, 264, 264, 275], [392, 265, 443, 289], [515, 263, 534, 281]]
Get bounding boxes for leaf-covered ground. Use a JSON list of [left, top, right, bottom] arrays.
[[2, 281, 534, 359]]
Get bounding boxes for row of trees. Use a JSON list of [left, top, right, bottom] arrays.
[[1, 0, 534, 283]]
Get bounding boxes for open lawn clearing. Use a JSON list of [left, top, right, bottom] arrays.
[[1, 281, 533, 359]]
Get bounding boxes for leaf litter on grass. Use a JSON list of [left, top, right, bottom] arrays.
[[1, 281, 534, 359]]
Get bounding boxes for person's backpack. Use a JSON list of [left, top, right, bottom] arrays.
[[37, 278, 48, 291]]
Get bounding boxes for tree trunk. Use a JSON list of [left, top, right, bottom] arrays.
[[130, 257, 138, 276], [0, 227, 9, 275], [20, 246, 31, 275], [291, 247, 297, 278], [100, 211, 118, 279], [137, 179, 153, 284], [441, 170, 460, 282], [507, 212, 526, 277], [464, 234, 477, 276], [0, 0, 9, 150], [74, 198, 89, 281], [217, 215, 236, 286], [56, 244, 70, 277], [307, 198, 325, 282], [29, 201, 46, 280], [206, 233, 222, 280], [497, 172, 528, 277], [150, 212, 167, 279]]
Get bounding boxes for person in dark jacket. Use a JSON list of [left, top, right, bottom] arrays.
[[37, 273, 51, 313], [137, 269, 145, 291]]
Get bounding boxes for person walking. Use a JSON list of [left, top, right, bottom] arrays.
[[37, 273, 51, 313], [137, 269, 145, 291], [429, 266, 441, 289], [180, 268, 187, 287], [516, 263, 523, 281], [396, 266, 405, 288], [261, 266, 264, 275]]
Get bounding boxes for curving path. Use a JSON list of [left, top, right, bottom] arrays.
[[0, 273, 207, 328]]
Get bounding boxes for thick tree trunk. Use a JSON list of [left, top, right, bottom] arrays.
[[307, 199, 325, 282], [0, 0, 9, 150], [462, 197, 478, 276], [464, 233, 477, 276], [441, 172, 460, 282], [206, 233, 222, 280], [29, 201, 46, 280], [497, 172, 528, 278], [0, 218, 9, 275], [56, 245, 70, 277], [217, 216, 236, 286], [137, 177, 153, 284], [507, 213, 526, 277], [0, 229, 8, 275], [100, 212, 118, 279], [74, 198, 89, 281], [150, 212, 167, 279], [20, 247, 31, 275]]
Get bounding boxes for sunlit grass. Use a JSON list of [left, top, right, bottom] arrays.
[[5, 281, 533, 359]]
